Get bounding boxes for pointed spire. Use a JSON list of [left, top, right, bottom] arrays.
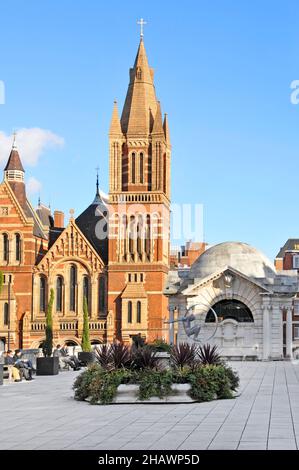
[[4, 132, 26, 208], [152, 101, 164, 135], [4, 132, 25, 173], [109, 101, 122, 136], [121, 38, 157, 135], [93, 167, 104, 205], [163, 113, 171, 144]]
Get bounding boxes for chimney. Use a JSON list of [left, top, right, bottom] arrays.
[[54, 210, 64, 228]]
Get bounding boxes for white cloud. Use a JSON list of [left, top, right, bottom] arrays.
[[0, 128, 64, 166], [27, 176, 42, 195]]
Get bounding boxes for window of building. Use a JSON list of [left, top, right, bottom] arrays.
[[3, 234, 9, 262], [3, 302, 9, 326], [140, 273, 144, 282], [128, 301, 132, 323], [294, 326, 299, 339], [131, 153, 136, 183], [139, 153, 144, 183], [15, 233, 21, 262], [99, 276, 106, 312], [294, 302, 299, 316], [56, 276, 63, 312], [137, 301, 141, 323], [69, 265, 77, 311], [83, 276, 89, 308], [205, 299, 254, 323], [40, 277, 46, 312], [293, 255, 299, 269]]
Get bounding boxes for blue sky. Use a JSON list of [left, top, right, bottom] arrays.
[[0, 0, 299, 261]]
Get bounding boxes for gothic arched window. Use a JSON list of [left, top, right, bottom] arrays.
[[39, 276, 46, 312], [99, 276, 106, 313], [139, 153, 144, 184], [3, 234, 9, 262], [56, 276, 63, 312], [137, 301, 141, 323], [3, 302, 9, 326], [131, 153, 136, 183], [129, 216, 135, 256], [69, 265, 77, 311], [83, 276, 89, 308], [128, 301, 132, 324], [15, 233, 21, 261], [145, 215, 151, 257]]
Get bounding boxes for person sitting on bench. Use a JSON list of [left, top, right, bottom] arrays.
[[13, 350, 34, 381], [53, 344, 81, 371], [4, 351, 21, 382]]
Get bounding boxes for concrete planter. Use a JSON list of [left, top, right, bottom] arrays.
[[0, 364, 3, 385], [78, 351, 95, 366], [114, 383, 195, 404], [36, 357, 59, 376]]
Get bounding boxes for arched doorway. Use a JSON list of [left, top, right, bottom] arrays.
[[204, 299, 256, 359], [206, 300, 254, 323]]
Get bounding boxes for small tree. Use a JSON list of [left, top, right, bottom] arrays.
[[42, 288, 54, 357], [82, 296, 91, 352]]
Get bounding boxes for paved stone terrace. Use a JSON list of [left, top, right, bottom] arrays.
[[1, 361, 299, 450]]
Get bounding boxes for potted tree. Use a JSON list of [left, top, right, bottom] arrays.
[[78, 296, 94, 365], [37, 288, 59, 375], [0, 271, 4, 386]]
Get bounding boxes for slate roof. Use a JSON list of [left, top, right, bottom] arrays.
[[75, 188, 108, 264], [276, 239, 299, 258]]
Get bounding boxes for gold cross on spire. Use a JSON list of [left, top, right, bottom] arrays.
[[137, 18, 147, 38]]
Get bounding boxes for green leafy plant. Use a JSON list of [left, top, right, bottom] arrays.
[[42, 288, 54, 357], [73, 345, 240, 405], [138, 369, 173, 401], [197, 344, 222, 365], [94, 344, 113, 370], [149, 339, 172, 353], [81, 296, 91, 352], [222, 365, 239, 391], [131, 345, 161, 370], [170, 343, 198, 369]]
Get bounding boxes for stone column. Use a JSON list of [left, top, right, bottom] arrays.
[[262, 301, 271, 360], [286, 306, 293, 360], [168, 305, 175, 345]]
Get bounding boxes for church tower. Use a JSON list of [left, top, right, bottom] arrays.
[[107, 33, 171, 343]]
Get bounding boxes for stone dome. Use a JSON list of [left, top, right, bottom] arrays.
[[190, 242, 276, 280]]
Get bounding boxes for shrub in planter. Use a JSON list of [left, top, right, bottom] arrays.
[[94, 343, 132, 370], [131, 346, 161, 371], [187, 365, 236, 401], [222, 365, 240, 392], [170, 343, 198, 370], [94, 344, 113, 370], [138, 369, 173, 401], [78, 296, 94, 365], [197, 344, 222, 365], [37, 288, 59, 376], [149, 339, 172, 353]]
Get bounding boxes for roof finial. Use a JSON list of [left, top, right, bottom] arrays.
[[137, 18, 147, 39], [12, 130, 17, 150], [38, 195, 41, 207], [95, 166, 100, 195]]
